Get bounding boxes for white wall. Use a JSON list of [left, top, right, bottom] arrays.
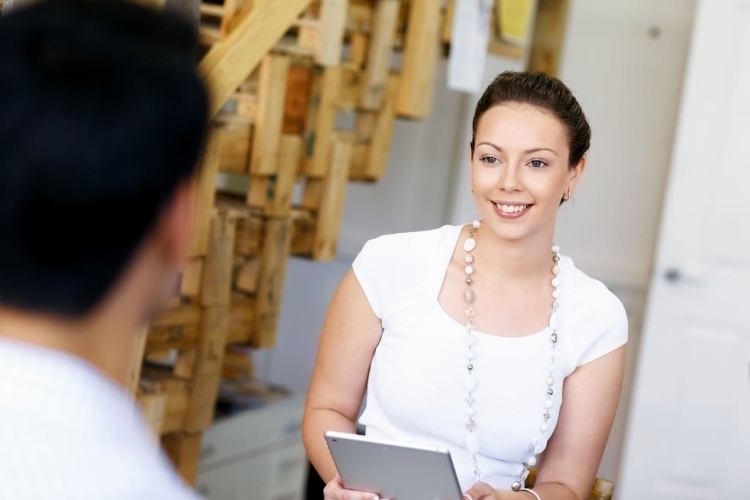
[[263, 0, 696, 488]]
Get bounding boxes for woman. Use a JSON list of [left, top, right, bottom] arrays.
[[302, 71, 627, 500]]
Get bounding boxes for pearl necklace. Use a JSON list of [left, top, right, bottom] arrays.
[[461, 219, 561, 490]]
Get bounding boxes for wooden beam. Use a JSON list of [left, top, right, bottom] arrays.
[[199, 0, 315, 118], [396, 0, 441, 119], [304, 66, 341, 177], [188, 132, 221, 257], [364, 74, 399, 179], [360, 0, 399, 110], [527, 0, 570, 76], [253, 217, 293, 348], [315, 0, 349, 66], [313, 134, 353, 260], [200, 210, 236, 307], [247, 134, 302, 216], [162, 433, 203, 486], [126, 326, 148, 396], [250, 54, 290, 175]]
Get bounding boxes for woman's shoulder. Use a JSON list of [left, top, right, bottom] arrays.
[[561, 256, 628, 346]]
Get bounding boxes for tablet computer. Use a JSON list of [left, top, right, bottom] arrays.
[[324, 431, 463, 500]]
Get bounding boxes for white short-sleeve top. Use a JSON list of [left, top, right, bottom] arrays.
[[352, 225, 628, 491]]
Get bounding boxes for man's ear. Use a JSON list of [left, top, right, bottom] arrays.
[[155, 178, 196, 270]]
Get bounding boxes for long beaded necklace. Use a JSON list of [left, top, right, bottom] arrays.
[[461, 219, 561, 490]]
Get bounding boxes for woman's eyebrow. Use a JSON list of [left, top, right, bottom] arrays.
[[476, 141, 559, 157]]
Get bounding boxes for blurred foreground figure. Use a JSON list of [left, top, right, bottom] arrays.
[[0, 0, 208, 498]]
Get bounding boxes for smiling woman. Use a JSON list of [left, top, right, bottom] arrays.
[[303, 71, 627, 500]]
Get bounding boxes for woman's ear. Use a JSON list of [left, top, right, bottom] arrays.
[[567, 155, 587, 192]]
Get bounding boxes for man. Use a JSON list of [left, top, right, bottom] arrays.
[[0, 0, 208, 497]]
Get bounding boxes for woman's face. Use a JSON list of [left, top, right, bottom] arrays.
[[471, 102, 584, 244]]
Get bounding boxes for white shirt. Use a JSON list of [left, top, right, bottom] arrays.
[[0, 338, 202, 500], [352, 225, 628, 491]]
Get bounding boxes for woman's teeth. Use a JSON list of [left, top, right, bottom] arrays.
[[495, 203, 528, 214]]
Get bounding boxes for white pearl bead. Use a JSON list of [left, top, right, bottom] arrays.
[[466, 407, 475, 416], [552, 290, 559, 299], [464, 287, 475, 304], [527, 456, 538, 467], [473, 220, 481, 229], [465, 350, 475, 360], [464, 335, 475, 347], [551, 245, 560, 253], [551, 277, 560, 287], [546, 375, 555, 385], [544, 398, 553, 409], [464, 254, 474, 264], [464, 373, 478, 392], [463, 238, 476, 252], [465, 433, 479, 454], [540, 423, 549, 432]]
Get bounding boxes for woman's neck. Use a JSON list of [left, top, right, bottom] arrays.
[[471, 224, 555, 286]]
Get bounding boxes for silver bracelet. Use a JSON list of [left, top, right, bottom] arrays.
[[518, 488, 542, 500]]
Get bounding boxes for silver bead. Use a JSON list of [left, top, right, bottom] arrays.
[[511, 481, 522, 491], [550, 332, 557, 344]]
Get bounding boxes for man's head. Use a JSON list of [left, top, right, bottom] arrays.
[[0, 0, 208, 319]]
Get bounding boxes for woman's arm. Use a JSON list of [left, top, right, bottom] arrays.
[[466, 345, 627, 500], [302, 269, 384, 483]]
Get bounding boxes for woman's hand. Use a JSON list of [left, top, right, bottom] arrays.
[[323, 474, 381, 500], [463, 481, 501, 500]]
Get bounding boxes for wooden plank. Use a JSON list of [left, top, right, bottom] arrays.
[[527, 0, 570, 76], [214, 117, 252, 173], [234, 213, 264, 257], [365, 74, 399, 179], [253, 217, 293, 348], [126, 326, 148, 396], [347, 142, 369, 180], [312, 135, 353, 261], [180, 258, 204, 298], [250, 54, 290, 175], [360, 0, 399, 110], [348, 31, 369, 67], [199, 0, 314, 118], [246, 134, 301, 216], [146, 324, 200, 352], [235, 258, 261, 293], [395, 0, 441, 118], [283, 63, 313, 135], [227, 296, 257, 343], [290, 208, 316, 257], [183, 305, 230, 432], [162, 433, 203, 486], [301, 177, 325, 211], [152, 303, 202, 328], [188, 132, 222, 257], [338, 65, 363, 111], [441, 0, 455, 44], [200, 210, 237, 307], [304, 66, 341, 177], [315, 0, 349, 66], [138, 392, 167, 435]]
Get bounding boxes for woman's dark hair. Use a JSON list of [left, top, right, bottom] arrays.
[[470, 71, 591, 167], [0, 0, 208, 317]]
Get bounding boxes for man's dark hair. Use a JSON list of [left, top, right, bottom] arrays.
[[0, 0, 208, 317]]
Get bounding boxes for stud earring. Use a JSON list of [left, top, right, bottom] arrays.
[[471, 187, 474, 193]]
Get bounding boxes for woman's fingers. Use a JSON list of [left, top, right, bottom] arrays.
[[323, 474, 381, 500], [464, 481, 498, 500]]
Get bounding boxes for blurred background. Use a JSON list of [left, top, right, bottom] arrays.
[[5, 0, 747, 498]]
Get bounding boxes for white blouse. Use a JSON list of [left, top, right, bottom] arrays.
[[352, 224, 628, 491]]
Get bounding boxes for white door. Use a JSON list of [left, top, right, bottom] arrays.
[[618, 0, 750, 499]]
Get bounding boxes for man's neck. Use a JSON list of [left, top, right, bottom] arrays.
[[0, 307, 141, 390]]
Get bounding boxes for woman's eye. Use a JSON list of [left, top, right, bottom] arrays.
[[529, 159, 548, 168], [481, 155, 499, 164]]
